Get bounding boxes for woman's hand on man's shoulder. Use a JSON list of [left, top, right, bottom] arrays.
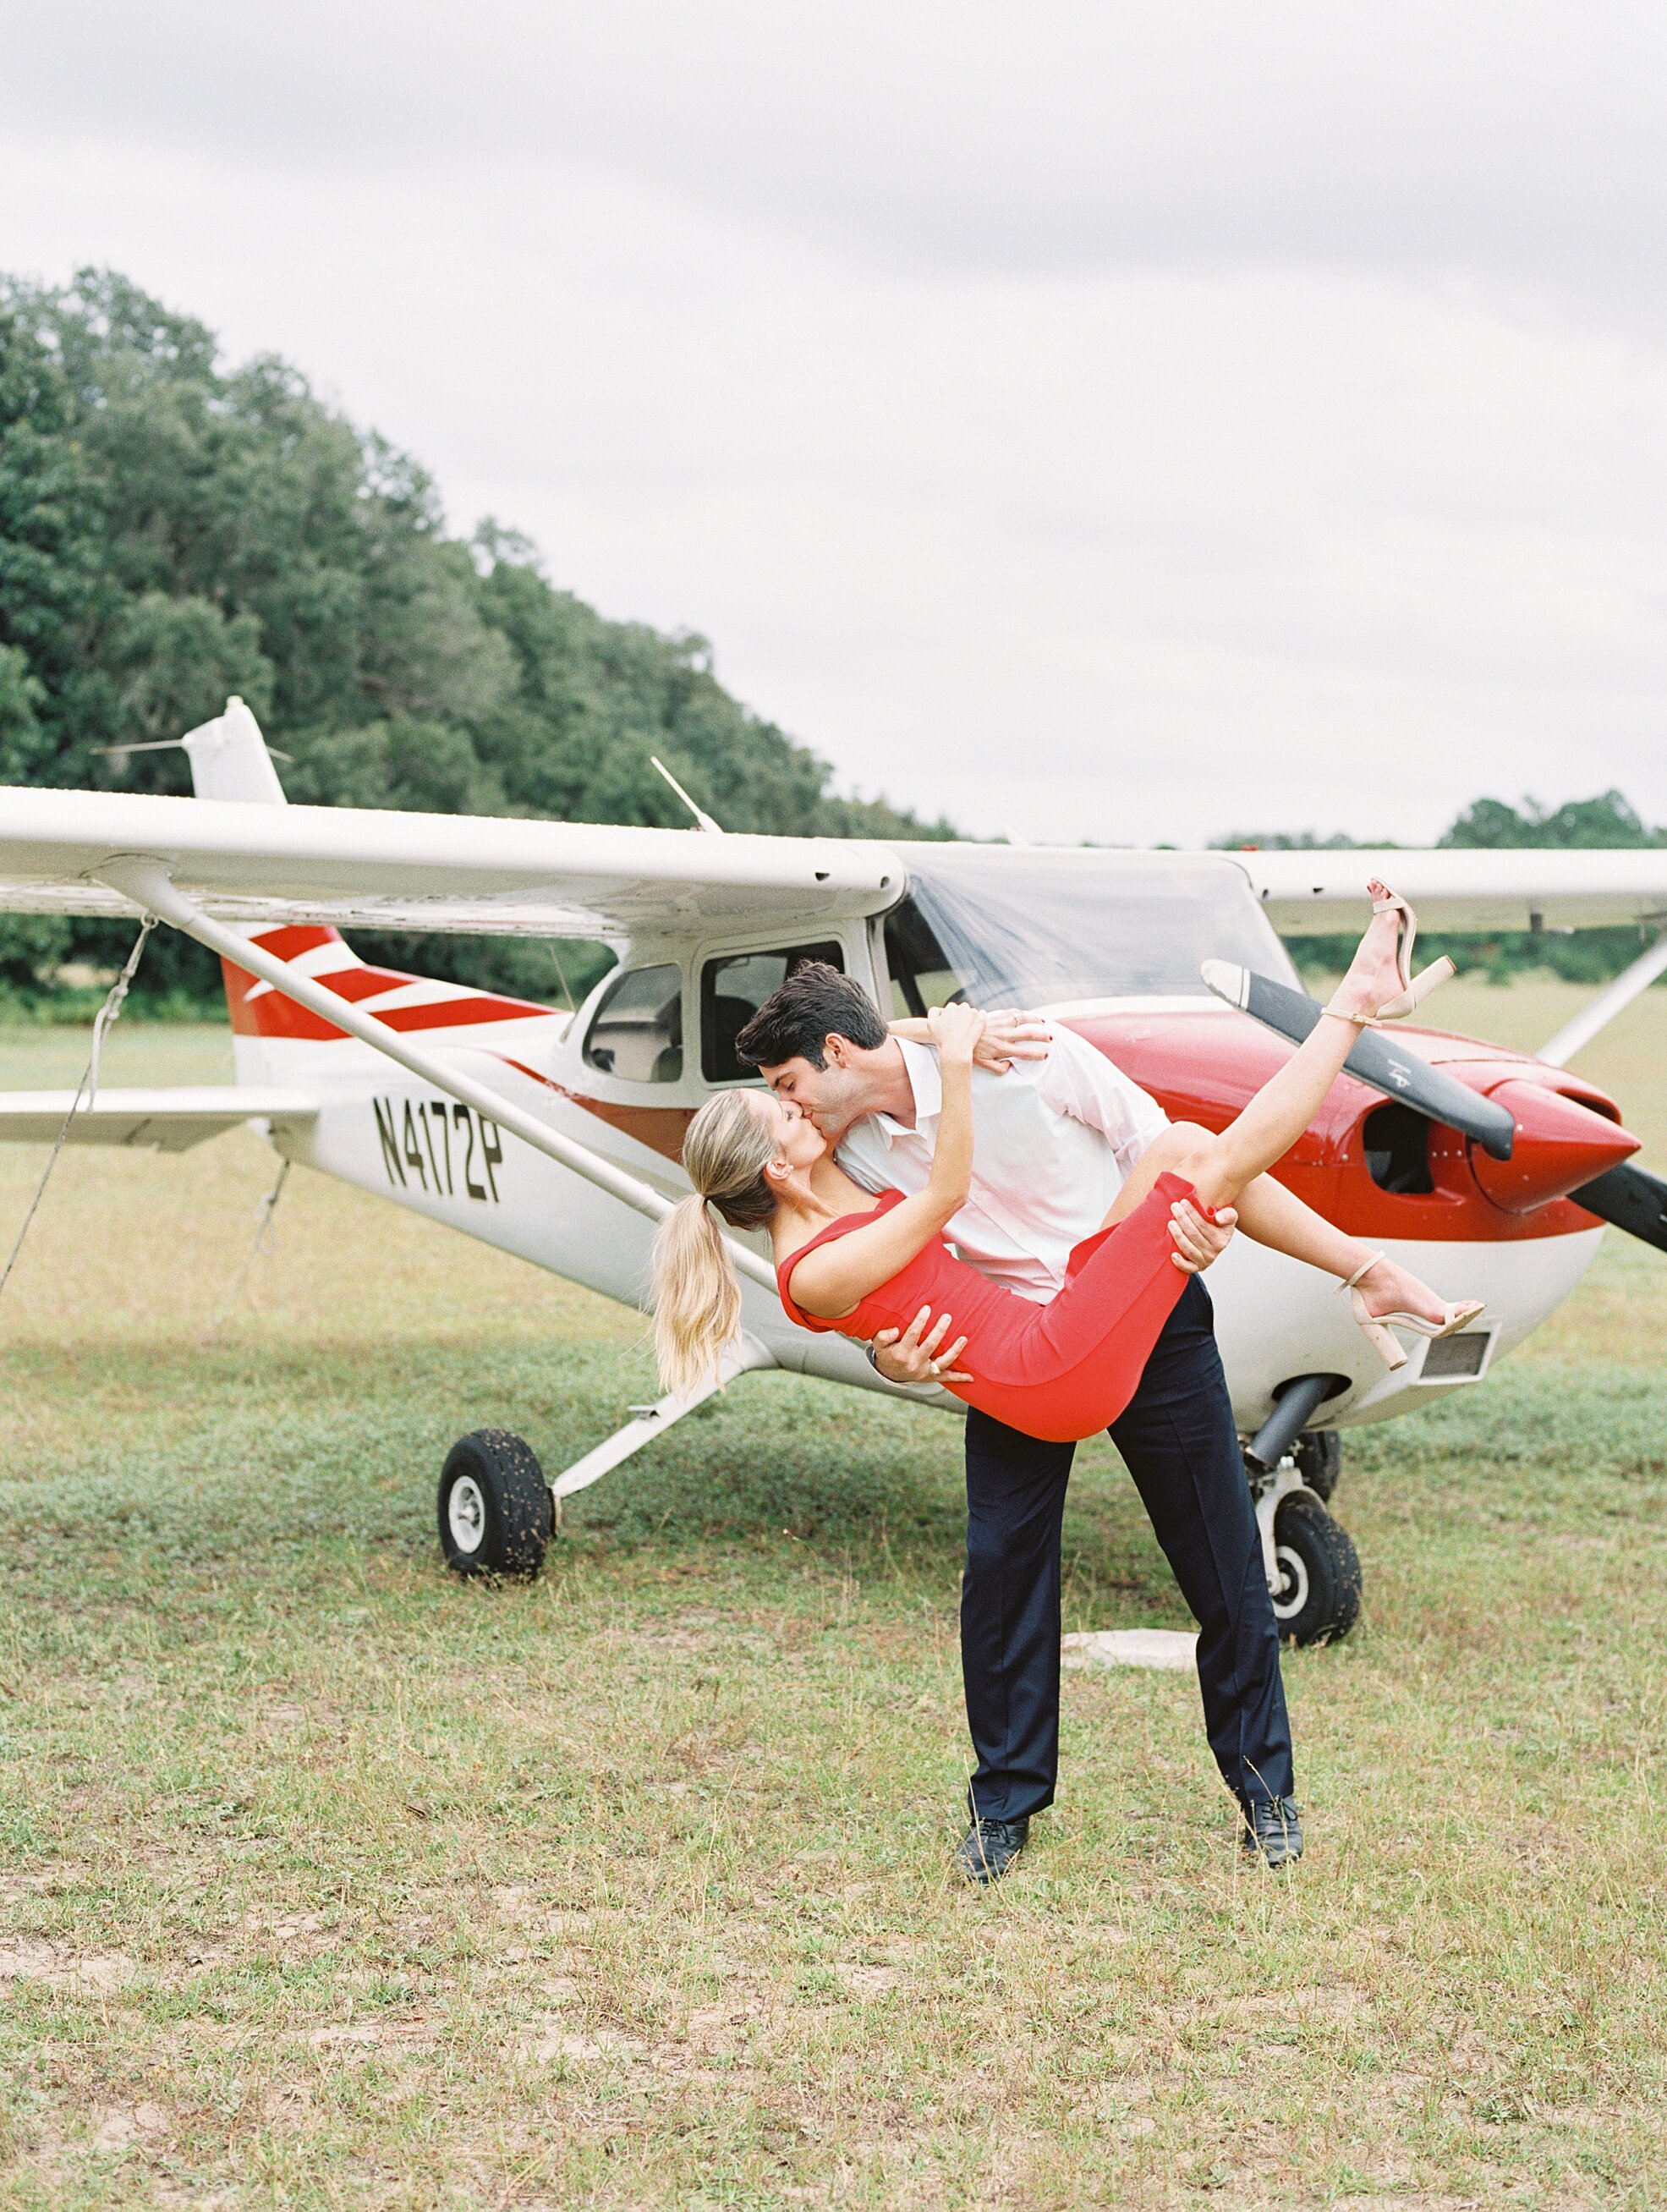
[[972, 1009, 1051, 1073]]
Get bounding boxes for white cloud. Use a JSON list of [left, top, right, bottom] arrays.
[[2, 2, 1664, 842]]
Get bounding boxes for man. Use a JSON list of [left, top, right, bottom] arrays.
[[733, 964, 1302, 1882]]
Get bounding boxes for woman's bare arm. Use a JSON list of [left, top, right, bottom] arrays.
[[787, 1006, 984, 1318], [889, 1010, 1050, 1071]]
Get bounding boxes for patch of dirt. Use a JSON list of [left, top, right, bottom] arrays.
[[0, 1939, 136, 1992], [90, 2103, 169, 2153], [680, 2004, 761, 2060], [515, 2021, 634, 2065], [0, 1864, 90, 1898], [833, 1962, 900, 1998], [303, 2017, 437, 2053], [270, 1910, 329, 1948], [262, 2083, 312, 2125], [1226, 1984, 1369, 2023]]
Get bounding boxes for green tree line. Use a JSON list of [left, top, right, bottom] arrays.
[[3, 268, 1659, 1022], [0, 268, 948, 1017]]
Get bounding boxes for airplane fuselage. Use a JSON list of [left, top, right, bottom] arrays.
[[242, 985, 1615, 1439]]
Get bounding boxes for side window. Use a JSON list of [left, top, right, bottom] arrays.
[[582, 964, 683, 1084], [700, 941, 845, 1083], [882, 898, 966, 1017]]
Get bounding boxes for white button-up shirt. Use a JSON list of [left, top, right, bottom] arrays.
[[835, 1026, 1170, 1304]]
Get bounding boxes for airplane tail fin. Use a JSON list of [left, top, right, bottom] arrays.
[[181, 699, 558, 1074], [181, 696, 289, 806]]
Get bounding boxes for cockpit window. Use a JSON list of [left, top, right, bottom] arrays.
[[582, 963, 683, 1083], [884, 850, 1300, 1013], [701, 941, 844, 1083]]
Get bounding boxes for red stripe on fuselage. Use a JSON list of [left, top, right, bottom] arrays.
[[496, 1055, 694, 1164], [377, 995, 553, 1031]]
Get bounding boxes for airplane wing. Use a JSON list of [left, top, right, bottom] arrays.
[[0, 787, 902, 939], [0, 1089, 319, 1151], [3, 771, 1663, 947], [1232, 848, 1667, 935]]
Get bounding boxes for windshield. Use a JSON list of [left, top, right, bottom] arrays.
[[883, 849, 1301, 1013]]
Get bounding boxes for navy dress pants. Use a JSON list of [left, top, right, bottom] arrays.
[[961, 1275, 1294, 1821]]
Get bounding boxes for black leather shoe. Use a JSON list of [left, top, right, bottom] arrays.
[[1239, 1795, 1303, 1869], [956, 1815, 1029, 1886]]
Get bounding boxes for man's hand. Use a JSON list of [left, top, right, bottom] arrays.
[[870, 1305, 972, 1386], [974, 1008, 1051, 1073], [1169, 1199, 1236, 1274]]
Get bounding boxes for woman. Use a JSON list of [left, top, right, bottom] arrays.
[[654, 886, 1482, 1441]]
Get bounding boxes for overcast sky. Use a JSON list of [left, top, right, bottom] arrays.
[[3, 1, 1664, 844]]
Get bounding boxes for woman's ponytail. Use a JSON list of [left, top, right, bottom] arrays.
[[651, 1088, 779, 1397], [652, 1194, 742, 1399]]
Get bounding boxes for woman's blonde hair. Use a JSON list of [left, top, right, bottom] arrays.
[[652, 1090, 779, 1398]]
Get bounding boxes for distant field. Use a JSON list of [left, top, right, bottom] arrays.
[[1, 980, 1664, 2208]]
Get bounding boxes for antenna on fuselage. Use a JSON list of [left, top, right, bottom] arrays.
[[650, 755, 725, 835]]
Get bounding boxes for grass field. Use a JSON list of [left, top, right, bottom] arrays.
[[1, 977, 1664, 2209]]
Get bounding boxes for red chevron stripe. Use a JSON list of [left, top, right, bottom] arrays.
[[222, 943, 553, 1040]]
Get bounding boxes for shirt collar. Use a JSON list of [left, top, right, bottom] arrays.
[[872, 1035, 941, 1142]]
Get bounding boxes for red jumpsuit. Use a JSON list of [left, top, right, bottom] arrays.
[[776, 1172, 1198, 1445]]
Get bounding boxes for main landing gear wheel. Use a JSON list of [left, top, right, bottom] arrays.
[[438, 1429, 553, 1578], [1270, 1489, 1362, 1647]]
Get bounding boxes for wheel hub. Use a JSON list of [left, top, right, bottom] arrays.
[[1271, 1543, 1311, 1622], [447, 1474, 486, 1553]]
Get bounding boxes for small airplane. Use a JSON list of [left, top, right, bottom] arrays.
[[3, 698, 1664, 1644]]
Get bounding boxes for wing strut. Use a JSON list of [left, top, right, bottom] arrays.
[[94, 859, 779, 1294], [1538, 930, 1667, 1068]]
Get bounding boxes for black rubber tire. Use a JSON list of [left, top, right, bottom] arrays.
[[1294, 1429, 1343, 1502], [1270, 1489, 1362, 1646], [437, 1429, 553, 1578]]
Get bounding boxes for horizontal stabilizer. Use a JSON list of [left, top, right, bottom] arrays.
[[0, 1088, 317, 1153]]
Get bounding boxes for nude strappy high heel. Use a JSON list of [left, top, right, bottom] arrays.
[[1324, 882, 1456, 1026], [1201, 882, 1456, 1029], [1338, 1254, 1486, 1371]]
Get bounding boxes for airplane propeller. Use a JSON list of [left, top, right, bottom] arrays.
[[1226, 971, 1517, 1159], [1566, 1161, 1667, 1255], [1223, 970, 1665, 1252]]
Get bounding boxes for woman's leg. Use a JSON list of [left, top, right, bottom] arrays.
[[1177, 1020, 1363, 1212], [1105, 1133, 1460, 1327], [1175, 897, 1407, 1213], [1229, 1173, 1456, 1326], [1098, 1121, 1204, 1223]]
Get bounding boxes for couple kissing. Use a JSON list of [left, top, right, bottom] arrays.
[[652, 891, 1480, 1884]]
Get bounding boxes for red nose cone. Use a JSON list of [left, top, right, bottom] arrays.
[[1472, 1079, 1641, 1214]]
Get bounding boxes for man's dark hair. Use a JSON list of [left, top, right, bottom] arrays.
[[732, 960, 888, 1069]]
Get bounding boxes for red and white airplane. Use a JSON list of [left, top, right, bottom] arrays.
[[3, 700, 1664, 1641]]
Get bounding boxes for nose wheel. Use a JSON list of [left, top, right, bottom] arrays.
[[1269, 1488, 1361, 1644], [1247, 1441, 1362, 1646]]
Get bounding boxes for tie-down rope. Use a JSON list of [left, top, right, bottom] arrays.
[[0, 919, 156, 1305], [200, 1156, 291, 1340]]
